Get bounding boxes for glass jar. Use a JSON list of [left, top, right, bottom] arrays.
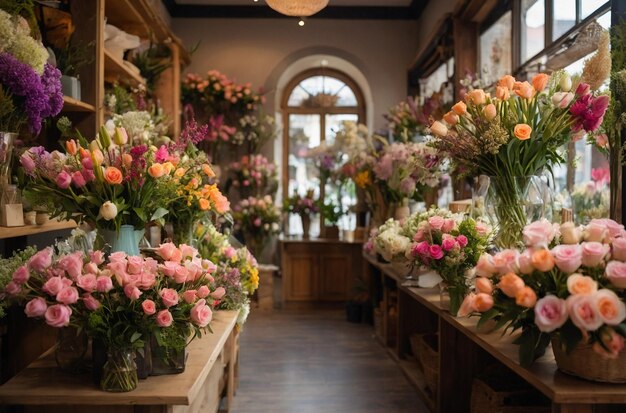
[[100, 347, 138, 392]]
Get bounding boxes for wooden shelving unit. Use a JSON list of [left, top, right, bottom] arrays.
[[103, 49, 146, 86], [61, 96, 96, 113], [0, 220, 77, 240]]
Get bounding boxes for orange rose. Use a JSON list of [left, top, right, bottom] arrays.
[[65, 139, 78, 155], [495, 86, 510, 101], [104, 166, 123, 185], [202, 164, 215, 177], [174, 168, 186, 178], [531, 249, 555, 272], [162, 162, 175, 174], [475, 277, 493, 294], [532, 73, 549, 92], [199, 198, 211, 211], [567, 273, 598, 295], [498, 75, 516, 90], [122, 154, 133, 169], [451, 101, 467, 116], [498, 272, 525, 298], [514, 123, 532, 141], [443, 111, 459, 126], [148, 163, 165, 178], [474, 293, 494, 312], [429, 121, 448, 137], [467, 89, 486, 105], [514, 81, 535, 99], [515, 287, 537, 308], [483, 104, 497, 121]]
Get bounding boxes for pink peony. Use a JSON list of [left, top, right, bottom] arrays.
[[124, 284, 142, 301], [190, 299, 213, 328], [160, 288, 179, 307], [197, 285, 210, 299], [56, 286, 79, 305], [551, 244, 583, 273], [142, 299, 156, 315], [76, 274, 97, 292], [567, 294, 603, 331], [156, 310, 173, 327], [96, 275, 113, 292], [210, 287, 226, 300], [429, 245, 444, 260], [44, 304, 72, 327], [606, 261, 626, 288], [24, 297, 47, 317], [55, 170, 72, 189], [613, 237, 626, 262], [82, 294, 101, 310], [12, 265, 29, 284], [534, 295, 568, 332], [581, 242, 610, 267], [28, 247, 52, 271], [428, 216, 445, 231]]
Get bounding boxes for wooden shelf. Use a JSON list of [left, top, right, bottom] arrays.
[[62, 96, 96, 113], [0, 310, 238, 406], [104, 49, 145, 86], [0, 220, 77, 240], [105, 0, 148, 38]]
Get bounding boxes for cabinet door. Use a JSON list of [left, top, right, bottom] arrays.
[[285, 254, 318, 301], [318, 254, 351, 301]]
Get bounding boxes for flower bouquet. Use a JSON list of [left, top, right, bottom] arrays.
[[231, 113, 276, 151], [571, 168, 609, 224], [232, 195, 281, 259], [19, 126, 178, 254], [3, 242, 222, 391], [404, 208, 491, 314], [465, 218, 626, 381], [227, 154, 278, 198], [384, 93, 444, 142], [283, 189, 318, 238], [430, 73, 609, 248], [373, 218, 412, 263]]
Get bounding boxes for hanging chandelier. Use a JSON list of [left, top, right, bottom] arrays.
[[266, 0, 329, 17]]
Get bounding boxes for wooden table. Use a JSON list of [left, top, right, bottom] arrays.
[[364, 254, 626, 413], [0, 310, 239, 413]]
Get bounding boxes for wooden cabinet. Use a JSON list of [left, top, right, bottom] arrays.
[[280, 239, 363, 303]]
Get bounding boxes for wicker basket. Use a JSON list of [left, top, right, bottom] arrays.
[[552, 337, 626, 383], [414, 333, 439, 399], [470, 372, 551, 413]]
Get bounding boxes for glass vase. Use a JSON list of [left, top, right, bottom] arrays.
[[483, 175, 547, 249], [150, 333, 186, 375], [100, 347, 138, 392], [300, 214, 311, 239], [100, 224, 145, 256], [55, 327, 88, 373]]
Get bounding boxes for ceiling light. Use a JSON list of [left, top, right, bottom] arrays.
[[266, 0, 329, 17], [298, 18, 305, 26]]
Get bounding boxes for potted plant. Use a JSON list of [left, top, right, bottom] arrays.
[[317, 199, 344, 239], [51, 37, 94, 101]]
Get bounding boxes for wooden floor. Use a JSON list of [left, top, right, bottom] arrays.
[[231, 308, 428, 413]]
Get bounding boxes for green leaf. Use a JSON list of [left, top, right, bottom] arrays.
[[150, 207, 169, 221], [559, 320, 583, 353], [130, 331, 142, 343], [133, 207, 147, 222]]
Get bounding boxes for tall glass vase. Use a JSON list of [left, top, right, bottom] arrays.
[[55, 327, 88, 372], [100, 225, 145, 256], [484, 175, 546, 249], [100, 347, 138, 392], [300, 214, 311, 239]]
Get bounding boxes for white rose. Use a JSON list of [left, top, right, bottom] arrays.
[[100, 201, 118, 221]]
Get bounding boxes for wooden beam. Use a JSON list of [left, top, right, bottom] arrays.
[[452, 17, 478, 100]]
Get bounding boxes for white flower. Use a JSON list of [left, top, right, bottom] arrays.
[[100, 201, 118, 221]]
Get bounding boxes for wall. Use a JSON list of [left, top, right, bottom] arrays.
[[415, 0, 459, 55], [171, 17, 419, 132]]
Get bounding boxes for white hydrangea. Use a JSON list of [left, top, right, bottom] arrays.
[[113, 111, 154, 144], [0, 10, 15, 53], [374, 218, 412, 262], [7, 31, 48, 74]]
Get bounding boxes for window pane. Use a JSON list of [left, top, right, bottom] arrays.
[[325, 114, 359, 147], [480, 11, 512, 85], [553, 0, 576, 39], [289, 75, 357, 108], [582, 0, 608, 19], [597, 10, 611, 29], [421, 62, 449, 98], [522, 0, 545, 62], [335, 86, 357, 106], [288, 85, 309, 106], [288, 114, 321, 237]]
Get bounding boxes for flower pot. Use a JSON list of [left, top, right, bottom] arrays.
[[323, 225, 339, 239], [100, 225, 145, 256], [35, 211, 49, 225], [23, 211, 36, 225], [483, 175, 549, 249], [61, 75, 81, 101], [551, 337, 626, 383], [300, 214, 311, 239], [100, 347, 138, 392]]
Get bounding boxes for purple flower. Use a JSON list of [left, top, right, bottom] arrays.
[[41, 64, 63, 118]]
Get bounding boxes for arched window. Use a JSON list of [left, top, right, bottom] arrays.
[[281, 68, 366, 237]]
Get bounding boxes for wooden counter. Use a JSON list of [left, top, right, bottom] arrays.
[[0, 310, 239, 413], [280, 238, 364, 303], [364, 254, 626, 413]]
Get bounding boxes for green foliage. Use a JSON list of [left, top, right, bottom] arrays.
[[130, 42, 172, 92], [317, 199, 344, 225], [51, 38, 94, 77]]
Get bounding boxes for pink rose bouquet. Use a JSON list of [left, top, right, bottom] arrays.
[[403, 207, 491, 315], [464, 218, 626, 366], [232, 195, 281, 257], [226, 154, 278, 197]]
